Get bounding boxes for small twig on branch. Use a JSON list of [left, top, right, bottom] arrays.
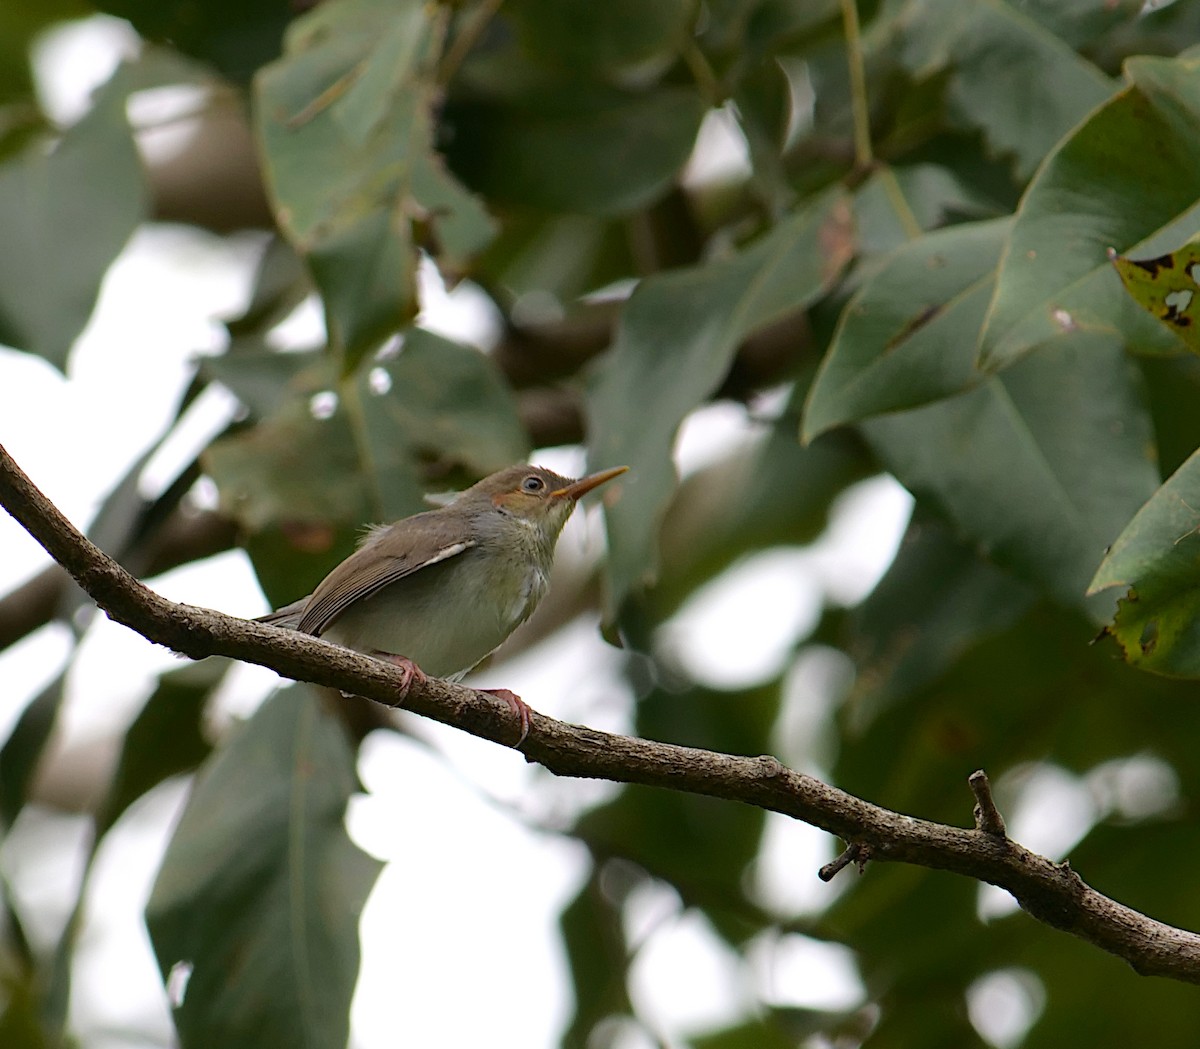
[[969, 769, 1008, 837], [819, 842, 871, 881], [3, 441, 1200, 983]]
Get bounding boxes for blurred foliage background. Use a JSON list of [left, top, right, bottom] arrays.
[[5, 0, 1200, 1046]]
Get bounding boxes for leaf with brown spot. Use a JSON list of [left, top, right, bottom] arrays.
[[1113, 241, 1200, 354]]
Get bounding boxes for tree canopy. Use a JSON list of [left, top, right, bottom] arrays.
[[5, 0, 1200, 1046]]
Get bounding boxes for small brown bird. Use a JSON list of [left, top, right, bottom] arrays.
[[260, 463, 628, 744]]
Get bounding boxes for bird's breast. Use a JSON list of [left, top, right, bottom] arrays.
[[323, 543, 552, 679]]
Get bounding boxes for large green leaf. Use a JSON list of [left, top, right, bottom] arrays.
[[559, 871, 633, 1047], [979, 55, 1200, 370], [96, 660, 224, 836], [588, 188, 855, 622], [146, 686, 381, 1049], [442, 73, 706, 216], [474, 212, 635, 304], [1089, 448, 1200, 676], [1138, 353, 1200, 477], [506, 0, 691, 74], [804, 217, 1009, 439], [834, 602, 1198, 826], [861, 332, 1158, 617], [897, 0, 1115, 180], [845, 510, 1033, 717], [0, 68, 145, 369], [96, 0, 289, 82], [0, 673, 66, 829], [204, 328, 529, 531], [256, 0, 495, 368], [1010, 0, 1142, 46], [852, 163, 1003, 256]]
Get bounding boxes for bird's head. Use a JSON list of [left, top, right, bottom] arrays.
[[466, 463, 628, 535]]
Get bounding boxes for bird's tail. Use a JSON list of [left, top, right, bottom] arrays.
[[255, 597, 309, 630]]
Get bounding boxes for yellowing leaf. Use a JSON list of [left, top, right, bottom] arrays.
[[1112, 242, 1200, 355]]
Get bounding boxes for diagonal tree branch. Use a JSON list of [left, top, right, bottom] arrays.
[[2, 441, 1199, 982]]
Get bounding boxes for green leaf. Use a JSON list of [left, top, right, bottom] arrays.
[[1089, 448, 1200, 676], [256, 0, 496, 367], [636, 680, 780, 759], [985, 824, 1200, 1049], [647, 412, 874, 625], [0, 0, 87, 107], [826, 585, 1200, 1040], [95, 0, 289, 82], [0, 67, 145, 370], [588, 189, 855, 622], [698, 0, 839, 58], [0, 674, 66, 829], [146, 687, 381, 1049], [475, 212, 635, 304], [0, 975, 48, 1049], [506, 0, 691, 73], [862, 332, 1158, 617], [852, 163, 1003, 256], [1112, 241, 1200, 356], [804, 217, 1009, 439], [731, 60, 795, 214], [442, 76, 706, 216], [897, 0, 1115, 180], [575, 774, 765, 914], [846, 510, 1034, 716], [571, 682, 777, 932], [559, 871, 632, 1047], [97, 660, 223, 836], [979, 55, 1200, 370], [205, 329, 529, 531], [1010, 0, 1142, 46], [225, 236, 311, 344], [1138, 353, 1200, 478], [693, 1008, 871, 1049]]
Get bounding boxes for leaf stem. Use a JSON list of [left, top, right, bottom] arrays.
[[438, 0, 504, 86], [878, 165, 922, 240], [840, 0, 873, 171]]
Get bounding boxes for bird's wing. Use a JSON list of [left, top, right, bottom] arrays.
[[296, 526, 476, 637]]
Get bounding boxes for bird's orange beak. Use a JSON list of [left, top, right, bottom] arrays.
[[551, 465, 629, 501]]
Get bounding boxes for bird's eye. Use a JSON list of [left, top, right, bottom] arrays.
[[521, 475, 545, 492]]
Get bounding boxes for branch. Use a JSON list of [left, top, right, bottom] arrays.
[[0, 506, 237, 650], [3, 443, 1199, 984]]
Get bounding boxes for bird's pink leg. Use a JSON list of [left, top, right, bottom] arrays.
[[370, 651, 428, 704], [478, 688, 533, 748]]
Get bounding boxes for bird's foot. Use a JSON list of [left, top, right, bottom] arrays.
[[478, 688, 532, 748], [371, 652, 428, 704]]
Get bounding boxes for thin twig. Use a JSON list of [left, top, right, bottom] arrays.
[[819, 842, 871, 881], [969, 769, 1008, 837], [3, 441, 1200, 983]]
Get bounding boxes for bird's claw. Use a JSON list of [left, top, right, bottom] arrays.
[[369, 655, 530, 747], [478, 688, 532, 748], [371, 652, 428, 704]]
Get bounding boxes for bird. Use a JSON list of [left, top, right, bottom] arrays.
[[258, 463, 628, 745]]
